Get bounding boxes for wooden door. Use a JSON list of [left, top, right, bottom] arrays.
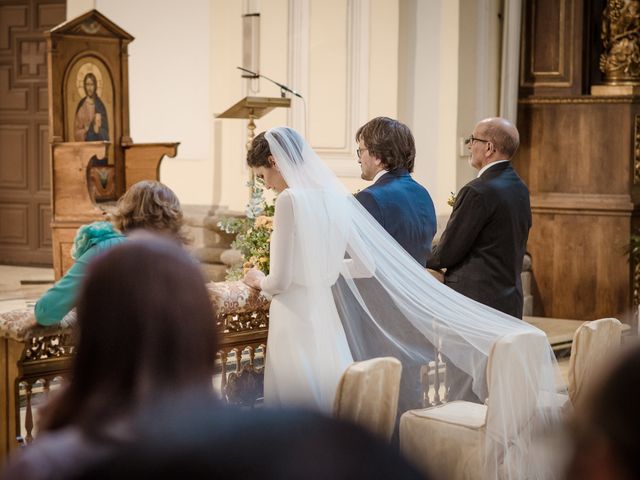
[[0, 0, 65, 265]]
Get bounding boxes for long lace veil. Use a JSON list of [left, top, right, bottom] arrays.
[[264, 127, 565, 479]]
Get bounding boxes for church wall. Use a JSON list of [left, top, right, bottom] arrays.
[[64, 1, 501, 218], [89, 0, 214, 207], [212, 0, 399, 211], [211, 0, 259, 211], [66, 0, 93, 19], [397, 0, 506, 214], [398, 0, 462, 213], [457, 0, 503, 186]]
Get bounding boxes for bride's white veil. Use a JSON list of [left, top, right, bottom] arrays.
[[264, 127, 565, 479]]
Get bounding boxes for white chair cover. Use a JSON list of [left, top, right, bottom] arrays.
[[400, 331, 560, 480]]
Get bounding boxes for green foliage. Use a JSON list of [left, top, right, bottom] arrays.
[[217, 178, 275, 280]]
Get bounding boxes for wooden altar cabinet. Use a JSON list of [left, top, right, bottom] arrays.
[[513, 0, 639, 321], [45, 10, 178, 279]]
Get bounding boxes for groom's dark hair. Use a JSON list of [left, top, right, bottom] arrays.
[[356, 117, 415, 173], [247, 132, 272, 168]]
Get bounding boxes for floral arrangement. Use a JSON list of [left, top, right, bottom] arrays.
[[447, 191, 457, 207], [218, 179, 275, 280]]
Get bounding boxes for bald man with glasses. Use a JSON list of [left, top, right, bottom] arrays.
[[426, 117, 531, 319]]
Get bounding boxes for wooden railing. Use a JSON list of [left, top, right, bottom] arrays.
[[0, 281, 269, 464]]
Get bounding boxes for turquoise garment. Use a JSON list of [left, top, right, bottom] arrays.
[[35, 222, 126, 326]]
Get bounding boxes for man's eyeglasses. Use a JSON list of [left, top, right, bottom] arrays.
[[356, 148, 368, 159], [464, 135, 491, 146]]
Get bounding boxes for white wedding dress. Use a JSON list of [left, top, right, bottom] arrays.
[[261, 189, 357, 412], [258, 127, 566, 479]]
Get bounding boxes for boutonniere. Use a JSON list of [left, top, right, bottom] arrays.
[[447, 191, 456, 207]]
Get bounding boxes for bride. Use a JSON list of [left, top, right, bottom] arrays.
[[243, 127, 564, 479]]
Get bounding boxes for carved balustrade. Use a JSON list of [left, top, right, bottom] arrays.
[[0, 280, 269, 464]]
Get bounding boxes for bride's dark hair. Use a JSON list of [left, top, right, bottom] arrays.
[[247, 132, 272, 167], [248, 128, 304, 168]]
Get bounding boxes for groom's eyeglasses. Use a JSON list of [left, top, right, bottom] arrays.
[[356, 148, 368, 159], [464, 135, 490, 146]]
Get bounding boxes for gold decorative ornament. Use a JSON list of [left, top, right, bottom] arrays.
[[599, 0, 640, 84], [635, 115, 640, 184]]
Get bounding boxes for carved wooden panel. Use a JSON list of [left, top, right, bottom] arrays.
[[528, 212, 630, 320], [0, 125, 28, 190], [0, 66, 27, 110], [51, 226, 76, 278], [520, 0, 584, 96], [515, 98, 640, 319], [289, 0, 369, 177], [38, 204, 51, 248], [0, 0, 65, 265], [16, 38, 46, 79], [0, 204, 28, 245], [516, 99, 633, 195], [37, 3, 65, 29], [635, 114, 640, 185], [36, 85, 46, 112], [123, 143, 179, 190], [0, 5, 28, 53], [37, 124, 49, 192]]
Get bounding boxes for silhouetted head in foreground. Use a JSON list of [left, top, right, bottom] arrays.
[[73, 393, 428, 480], [39, 237, 217, 436], [566, 343, 640, 480]]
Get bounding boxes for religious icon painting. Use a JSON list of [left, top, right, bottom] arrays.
[[64, 56, 114, 147], [64, 56, 116, 202]]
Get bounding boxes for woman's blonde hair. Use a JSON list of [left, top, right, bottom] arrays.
[[110, 180, 189, 244]]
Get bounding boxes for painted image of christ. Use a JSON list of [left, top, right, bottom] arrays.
[[74, 73, 109, 141]]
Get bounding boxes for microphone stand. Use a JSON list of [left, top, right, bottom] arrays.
[[237, 66, 303, 99]]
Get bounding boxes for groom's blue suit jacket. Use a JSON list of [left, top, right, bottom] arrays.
[[355, 168, 436, 266]]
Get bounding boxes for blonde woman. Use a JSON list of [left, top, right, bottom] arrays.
[[35, 180, 186, 326]]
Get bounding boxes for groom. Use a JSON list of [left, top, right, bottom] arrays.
[[355, 117, 436, 264], [336, 118, 436, 418]]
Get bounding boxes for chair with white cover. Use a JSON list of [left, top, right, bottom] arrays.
[[333, 357, 402, 442], [399, 331, 553, 480], [566, 317, 622, 407]]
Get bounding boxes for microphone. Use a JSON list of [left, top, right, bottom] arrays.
[[237, 65, 259, 78], [237, 66, 303, 99]]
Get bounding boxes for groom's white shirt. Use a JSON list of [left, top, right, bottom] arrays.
[[372, 169, 388, 184], [477, 159, 509, 178]]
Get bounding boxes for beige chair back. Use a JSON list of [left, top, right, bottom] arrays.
[[333, 357, 402, 442], [568, 317, 622, 405]]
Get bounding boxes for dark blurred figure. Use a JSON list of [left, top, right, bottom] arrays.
[[72, 392, 428, 480], [2, 238, 217, 480], [566, 343, 640, 480]]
